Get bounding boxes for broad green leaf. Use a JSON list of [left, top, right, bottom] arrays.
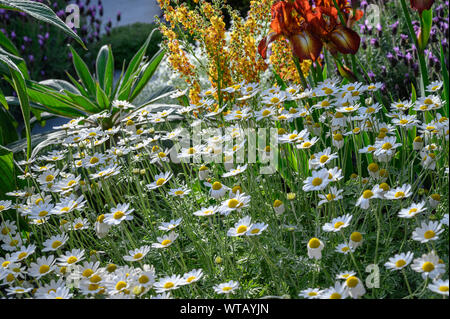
[[120, 29, 157, 94], [130, 49, 165, 101], [65, 91, 101, 113], [24, 89, 87, 118], [39, 79, 81, 95], [96, 83, 110, 110], [8, 65, 31, 160], [0, 151, 15, 198], [69, 46, 96, 96], [0, 0, 86, 49], [104, 45, 115, 99], [0, 105, 18, 145], [418, 9, 433, 51], [440, 44, 449, 117], [0, 31, 28, 79], [96, 45, 109, 90], [0, 87, 7, 109]]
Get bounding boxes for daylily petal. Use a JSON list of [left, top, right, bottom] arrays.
[[290, 31, 323, 62], [410, 0, 435, 14], [328, 26, 360, 55]]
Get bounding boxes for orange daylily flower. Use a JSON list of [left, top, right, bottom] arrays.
[[410, 0, 435, 14], [258, 1, 323, 62], [259, 0, 363, 62]]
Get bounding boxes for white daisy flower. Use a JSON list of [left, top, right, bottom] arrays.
[[412, 221, 444, 243], [323, 214, 352, 232]]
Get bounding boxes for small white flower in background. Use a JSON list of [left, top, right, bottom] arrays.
[[303, 168, 331, 192], [320, 282, 349, 299], [345, 276, 366, 299], [219, 193, 251, 215], [384, 251, 414, 271], [193, 206, 218, 217], [428, 279, 449, 296], [123, 246, 151, 262], [272, 199, 285, 214], [146, 172, 173, 190], [154, 274, 184, 293], [349, 232, 364, 249], [181, 269, 204, 286], [411, 251, 446, 280], [384, 184, 412, 200], [104, 203, 134, 226], [158, 218, 182, 232], [152, 232, 178, 249], [412, 221, 444, 243], [57, 248, 85, 266], [213, 280, 240, 295], [323, 214, 352, 232], [299, 288, 323, 299], [398, 201, 427, 219], [335, 243, 355, 255], [307, 237, 324, 260], [227, 216, 253, 237]]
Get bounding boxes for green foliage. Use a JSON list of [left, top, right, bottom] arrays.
[[90, 23, 162, 71], [24, 30, 167, 129]]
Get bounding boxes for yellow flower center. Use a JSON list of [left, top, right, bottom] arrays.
[[39, 265, 50, 274], [114, 211, 125, 219], [362, 190, 374, 199], [237, 225, 248, 234], [90, 275, 102, 283], [228, 199, 240, 209], [222, 286, 232, 292], [90, 157, 99, 165], [67, 256, 78, 264], [312, 178, 323, 187], [133, 253, 143, 260], [45, 175, 54, 182], [39, 210, 48, 217], [186, 276, 196, 283], [439, 286, 449, 292], [116, 281, 127, 291], [17, 252, 27, 260], [88, 284, 99, 291], [262, 110, 271, 117], [395, 259, 406, 268], [334, 221, 345, 229], [424, 230, 436, 239], [350, 232, 362, 242], [156, 178, 166, 186], [273, 200, 283, 208], [270, 97, 280, 104], [308, 238, 321, 249], [163, 282, 174, 289], [1, 227, 9, 235], [394, 191, 405, 198], [368, 163, 379, 172], [422, 262, 435, 272], [319, 155, 329, 164], [330, 293, 342, 299], [161, 239, 172, 246], [382, 142, 392, 150], [139, 275, 149, 284], [346, 276, 359, 288], [82, 269, 94, 277], [74, 223, 84, 229]]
